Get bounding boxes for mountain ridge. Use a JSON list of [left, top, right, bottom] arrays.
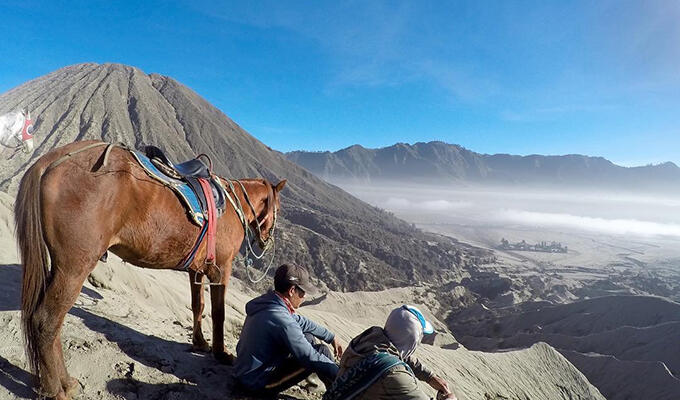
[[286, 140, 680, 191]]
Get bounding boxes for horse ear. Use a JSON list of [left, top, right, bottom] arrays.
[[274, 180, 287, 192]]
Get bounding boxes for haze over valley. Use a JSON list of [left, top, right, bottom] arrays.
[[304, 167, 680, 399], [339, 181, 680, 296]]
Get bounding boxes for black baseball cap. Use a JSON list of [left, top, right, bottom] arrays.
[[274, 264, 317, 295]]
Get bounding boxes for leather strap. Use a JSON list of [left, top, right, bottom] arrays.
[[198, 178, 217, 264]]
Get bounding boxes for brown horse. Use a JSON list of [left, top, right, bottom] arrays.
[[15, 140, 286, 399]]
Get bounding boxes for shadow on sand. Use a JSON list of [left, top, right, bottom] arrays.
[[69, 307, 237, 398], [106, 377, 305, 400], [0, 264, 298, 399], [106, 378, 203, 400], [0, 355, 34, 399], [0, 264, 103, 312], [78, 306, 309, 399], [0, 264, 22, 311]]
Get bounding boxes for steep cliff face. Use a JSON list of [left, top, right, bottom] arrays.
[[448, 295, 680, 400], [0, 63, 490, 291]]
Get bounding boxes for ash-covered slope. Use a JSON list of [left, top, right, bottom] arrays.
[[451, 295, 680, 339], [565, 351, 680, 400], [448, 295, 680, 400], [0, 63, 489, 291], [287, 141, 680, 192]]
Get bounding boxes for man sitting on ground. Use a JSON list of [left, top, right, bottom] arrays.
[[234, 263, 343, 395]]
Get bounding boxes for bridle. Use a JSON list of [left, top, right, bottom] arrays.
[[240, 180, 278, 250], [223, 179, 279, 283]]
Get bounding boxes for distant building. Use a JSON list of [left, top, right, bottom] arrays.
[[499, 238, 567, 253]]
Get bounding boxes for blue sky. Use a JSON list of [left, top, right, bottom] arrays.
[[1, 1, 678, 166]]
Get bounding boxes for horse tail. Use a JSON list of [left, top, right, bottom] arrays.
[[15, 160, 49, 376]]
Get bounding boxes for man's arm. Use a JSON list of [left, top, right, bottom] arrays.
[[405, 354, 435, 382], [280, 321, 339, 379], [292, 313, 334, 343]]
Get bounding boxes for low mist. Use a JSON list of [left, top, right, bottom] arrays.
[[339, 182, 680, 239]]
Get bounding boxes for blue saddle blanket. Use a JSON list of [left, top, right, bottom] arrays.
[[130, 150, 207, 226]]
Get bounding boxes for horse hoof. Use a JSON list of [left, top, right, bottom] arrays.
[[36, 386, 64, 400], [191, 341, 211, 352], [52, 390, 69, 400], [63, 377, 80, 397], [214, 351, 235, 365]]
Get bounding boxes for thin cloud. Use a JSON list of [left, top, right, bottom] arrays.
[[195, 1, 499, 101], [422, 199, 473, 211], [385, 197, 411, 209], [385, 197, 472, 211], [501, 103, 619, 122], [498, 209, 680, 237]]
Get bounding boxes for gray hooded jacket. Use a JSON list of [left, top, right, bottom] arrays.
[[337, 326, 434, 400]]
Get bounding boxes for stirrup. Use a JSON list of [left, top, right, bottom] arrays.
[[193, 261, 224, 286]]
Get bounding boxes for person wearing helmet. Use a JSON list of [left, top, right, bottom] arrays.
[[324, 305, 457, 400]]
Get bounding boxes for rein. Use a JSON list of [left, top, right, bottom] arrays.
[[223, 179, 278, 283]]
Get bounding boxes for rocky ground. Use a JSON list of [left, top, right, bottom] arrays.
[[0, 262, 604, 400]]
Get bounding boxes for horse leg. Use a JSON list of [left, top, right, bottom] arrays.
[[54, 335, 79, 399], [188, 270, 210, 352], [31, 264, 92, 399], [209, 271, 234, 365]]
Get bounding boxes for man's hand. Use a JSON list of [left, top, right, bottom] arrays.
[[429, 375, 456, 399], [428, 375, 449, 392], [331, 336, 343, 359]]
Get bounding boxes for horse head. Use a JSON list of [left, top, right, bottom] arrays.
[[250, 179, 286, 249]]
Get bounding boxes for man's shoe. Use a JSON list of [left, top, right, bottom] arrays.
[[303, 374, 326, 393]]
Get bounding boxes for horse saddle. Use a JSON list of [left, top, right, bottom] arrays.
[[128, 147, 227, 226], [144, 146, 211, 179]]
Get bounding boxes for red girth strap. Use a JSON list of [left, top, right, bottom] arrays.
[[198, 178, 217, 264]]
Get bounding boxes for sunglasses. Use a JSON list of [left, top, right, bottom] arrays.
[[295, 285, 306, 298]]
